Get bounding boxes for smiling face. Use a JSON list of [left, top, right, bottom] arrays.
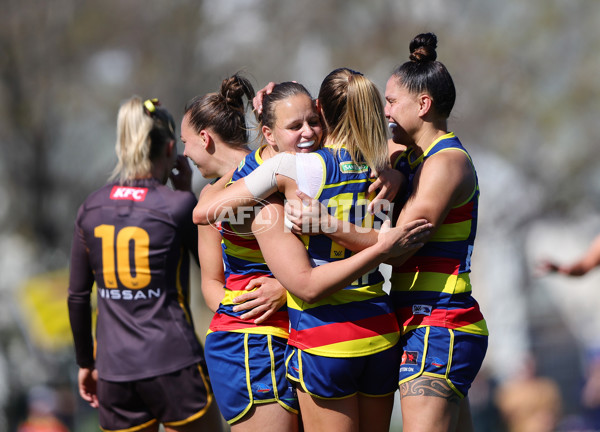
[[263, 94, 322, 154], [384, 76, 421, 145], [180, 113, 217, 178]]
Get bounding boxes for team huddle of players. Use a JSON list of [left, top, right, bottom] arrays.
[[68, 33, 488, 432]]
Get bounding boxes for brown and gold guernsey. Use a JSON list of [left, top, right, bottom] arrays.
[[68, 178, 204, 381]]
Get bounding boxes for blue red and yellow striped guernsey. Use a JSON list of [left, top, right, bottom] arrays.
[[287, 145, 400, 357], [208, 147, 289, 338], [391, 133, 488, 336]]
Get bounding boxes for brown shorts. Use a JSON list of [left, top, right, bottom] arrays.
[[97, 363, 213, 431]]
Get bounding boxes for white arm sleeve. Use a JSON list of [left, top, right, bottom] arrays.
[[244, 152, 297, 198], [295, 153, 324, 198]]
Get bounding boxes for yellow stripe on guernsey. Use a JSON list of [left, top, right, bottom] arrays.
[[402, 320, 488, 336], [286, 283, 386, 309], [207, 325, 289, 338], [221, 236, 265, 263], [302, 333, 399, 356], [431, 219, 472, 242], [390, 272, 472, 296]]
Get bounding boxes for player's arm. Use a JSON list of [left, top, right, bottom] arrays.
[[197, 223, 226, 312], [284, 190, 380, 251], [284, 170, 407, 252], [283, 156, 404, 251], [67, 215, 99, 407], [389, 150, 475, 266], [253, 197, 430, 304], [192, 170, 235, 225], [196, 183, 227, 311], [193, 154, 294, 225], [539, 234, 600, 276], [67, 218, 96, 370]]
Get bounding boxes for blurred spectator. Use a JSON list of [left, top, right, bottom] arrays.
[[494, 354, 562, 432], [537, 235, 600, 430], [17, 385, 69, 432], [559, 348, 600, 431], [469, 366, 503, 432]]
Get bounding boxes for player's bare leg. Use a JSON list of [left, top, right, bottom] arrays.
[[230, 403, 299, 432], [297, 387, 358, 432], [358, 393, 395, 432], [399, 376, 469, 432]]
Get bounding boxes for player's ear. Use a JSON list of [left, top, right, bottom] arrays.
[[262, 125, 275, 147], [200, 130, 213, 150], [166, 139, 175, 158]]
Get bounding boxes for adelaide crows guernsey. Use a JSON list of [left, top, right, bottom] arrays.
[[207, 147, 289, 338], [68, 178, 203, 381], [288, 145, 400, 357], [390, 133, 488, 336]]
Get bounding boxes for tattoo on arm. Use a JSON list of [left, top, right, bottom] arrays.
[[400, 376, 460, 405]]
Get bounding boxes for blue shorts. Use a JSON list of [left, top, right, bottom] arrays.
[[399, 326, 488, 398], [285, 344, 401, 399], [204, 331, 298, 424], [97, 362, 213, 432]]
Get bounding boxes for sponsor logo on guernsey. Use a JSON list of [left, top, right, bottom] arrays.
[[431, 357, 444, 368], [238, 159, 246, 170], [255, 384, 271, 394], [98, 288, 161, 300], [412, 304, 432, 316], [339, 161, 369, 174], [110, 186, 148, 201], [402, 351, 418, 365]]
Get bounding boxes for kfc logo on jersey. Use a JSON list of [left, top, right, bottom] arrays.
[[110, 186, 148, 201]]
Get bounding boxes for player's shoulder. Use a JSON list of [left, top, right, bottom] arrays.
[[80, 183, 114, 209], [155, 184, 197, 210]]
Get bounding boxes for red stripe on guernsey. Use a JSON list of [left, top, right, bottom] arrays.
[[398, 305, 483, 329], [221, 228, 260, 250], [288, 313, 399, 350], [109, 185, 148, 201], [210, 311, 289, 332], [226, 272, 271, 291], [443, 201, 474, 224], [392, 257, 461, 274]]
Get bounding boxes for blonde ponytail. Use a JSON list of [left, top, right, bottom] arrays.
[[109, 96, 153, 184]]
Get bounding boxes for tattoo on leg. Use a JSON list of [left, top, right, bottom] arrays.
[[400, 376, 460, 405]]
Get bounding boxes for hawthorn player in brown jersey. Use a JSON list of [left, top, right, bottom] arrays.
[[68, 97, 222, 432]]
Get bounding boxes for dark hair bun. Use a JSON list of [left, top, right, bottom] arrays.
[[219, 73, 255, 112], [409, 32, 438, 62]]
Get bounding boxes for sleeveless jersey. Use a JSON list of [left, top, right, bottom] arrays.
[[207, 147, 289, 338], [390, 133, 488, 336], [68, 178, 203, 381], [287, 145, 400, 357]]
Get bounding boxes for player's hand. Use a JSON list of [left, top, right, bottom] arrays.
[[78, 367, 99, 409], [284, 190, 337, 235], [377, 218, 432, 259], [231, 277, 287, 324], [368, 167, 405, 214], [170, 155, 193, 191], [535, 259, 587, 277], [253, 82, 277, 115]]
